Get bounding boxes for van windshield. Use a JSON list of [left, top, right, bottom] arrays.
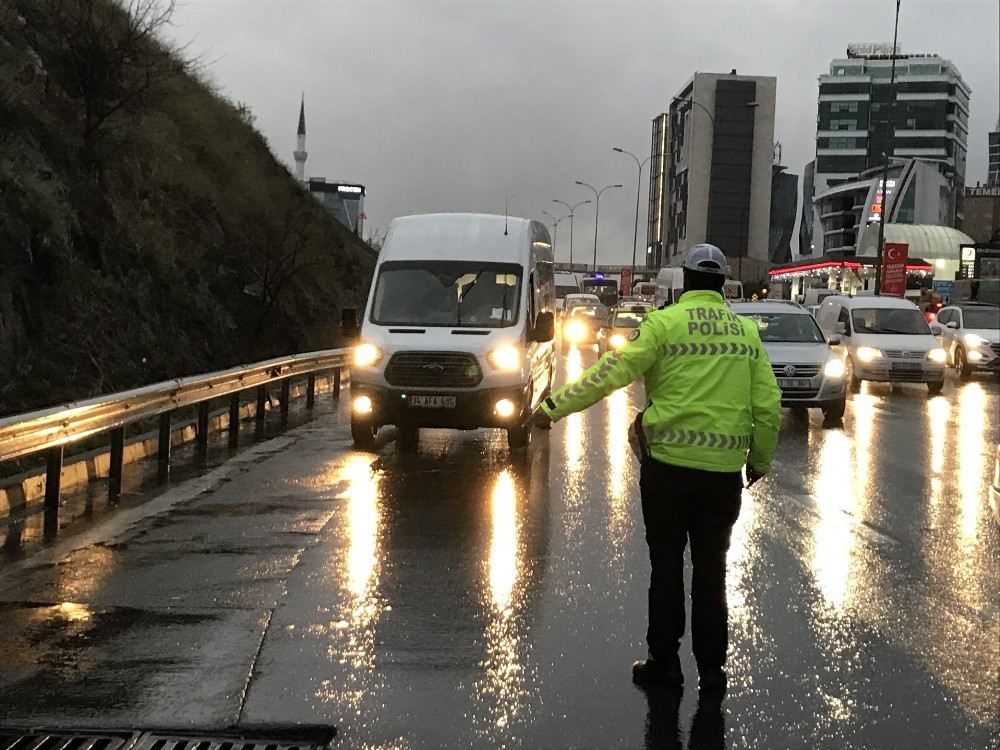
[[851, 307, 929, 335], [555, 285, 579, 299], [743, 313, 825, 343], [371, 261, 521, 328]]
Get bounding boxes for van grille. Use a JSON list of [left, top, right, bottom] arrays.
[[883, 350, 924, 359], [384, 351, 482, 388]]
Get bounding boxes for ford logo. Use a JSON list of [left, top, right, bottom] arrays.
[[423, 363, 445, 373], [782, 365, 797, 377]]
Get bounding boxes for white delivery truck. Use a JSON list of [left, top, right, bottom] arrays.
[[348, 213, 557, 451]]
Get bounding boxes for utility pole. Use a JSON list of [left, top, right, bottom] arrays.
[[874, 0, 902, 295]]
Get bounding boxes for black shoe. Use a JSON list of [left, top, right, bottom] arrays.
[[632, 655, 683, 687], [698, 668, 727, 693]]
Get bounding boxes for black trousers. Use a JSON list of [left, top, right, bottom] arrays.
[[639, 457, 742, 673]]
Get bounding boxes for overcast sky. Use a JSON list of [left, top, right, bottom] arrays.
[[167, 0, 999, 265]]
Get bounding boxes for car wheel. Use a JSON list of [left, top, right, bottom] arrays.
[[823, 398, 846, 421], [955, 347, 973, 381], [927, 380, 944, 396], [351, 418, 377, 450], [845, 356, 861, 393]]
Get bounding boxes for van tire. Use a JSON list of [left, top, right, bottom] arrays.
[[507, 421, 531, 451], [845, 357, 862, 393], [351, 419, 377, 450]]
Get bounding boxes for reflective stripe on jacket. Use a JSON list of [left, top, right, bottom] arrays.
[[542, 289, 782, 473]]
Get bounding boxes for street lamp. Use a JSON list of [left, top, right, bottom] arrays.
[[574, 181, 622, 272], [874, 0, 903, 296], [613, 147, 652, 273], [541, 209, 568, 257], [553, 198, 591, 270]]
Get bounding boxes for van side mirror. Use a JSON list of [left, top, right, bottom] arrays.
[[834, 321, 847, 336], [341, 308, 360, 342], [929, 323, 942, 335], [532, 311, 555, 342], [827, 335, 842, 346]]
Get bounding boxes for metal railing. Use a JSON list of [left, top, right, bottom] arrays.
[[0, 348, 350, 534]]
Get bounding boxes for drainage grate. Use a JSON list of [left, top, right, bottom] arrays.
[[0, 732, 138, 750], [133, 736, 323, 750]]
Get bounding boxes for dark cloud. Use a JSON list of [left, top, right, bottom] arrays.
[[169, 0, 999, 263]]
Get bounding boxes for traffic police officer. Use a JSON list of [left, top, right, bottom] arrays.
[[538, 244, 781, 693]]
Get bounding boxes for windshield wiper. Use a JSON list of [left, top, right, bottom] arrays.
[[456, 271, 485, 326]]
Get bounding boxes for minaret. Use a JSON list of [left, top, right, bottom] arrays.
[[293, 94, 307, 183]]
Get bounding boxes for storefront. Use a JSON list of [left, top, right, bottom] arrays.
[[768, 256, 933, 301]]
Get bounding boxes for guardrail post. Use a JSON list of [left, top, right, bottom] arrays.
[[108, 428, 125, 502], [255, 386, 267, 438], [158, 412, 172, 480], [44, 446, 63, 538], [229, 393, 240, 449], [280, 380, 291, 427], [306, 374, 316, 409], [196, 401, 210, 458], [332, 367, 341, 401]]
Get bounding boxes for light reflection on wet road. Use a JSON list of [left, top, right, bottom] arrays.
[[0, 348, 997, 748]]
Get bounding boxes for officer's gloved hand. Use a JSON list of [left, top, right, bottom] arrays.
[[745, 465, 767, 488], [533, 410, 552, 430]]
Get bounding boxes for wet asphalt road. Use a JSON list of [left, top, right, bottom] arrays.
[[0, 348, 998, 749]]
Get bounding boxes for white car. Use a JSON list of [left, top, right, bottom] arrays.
[[732, 302, 847, 420], [930, 303, 1000, 380], [815, 295, 948, 395]]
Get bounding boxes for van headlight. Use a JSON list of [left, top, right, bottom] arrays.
[[963, 333, 988, 349], [487, 344, 521, 371], [823, 358, 846, 378], [353, 342, 382, 368], [609, 333, 627, 349], [856, 346, 882, 363], [927, 348, 947, 364]]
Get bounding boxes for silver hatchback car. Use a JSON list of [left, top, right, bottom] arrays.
[[731, 301, 848, 420]]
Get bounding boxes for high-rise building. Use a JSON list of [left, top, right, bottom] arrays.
[[989, 124, 1000, 186], [769, 164, 798, 266], [814, 45, 970, 197], [650, 71, 777, 282], [798, 160, 816, 255], [646, 112, 668, 268]]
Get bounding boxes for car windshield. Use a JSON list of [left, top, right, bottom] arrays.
[[570, 306, 600, 317], [555, 285, 579, 298], [371, 260, 521, 327], [744, 312, 825, 343], [852, 307, 929, 335], [613, 311, 645, 328], [962, 307, 1000, 329]]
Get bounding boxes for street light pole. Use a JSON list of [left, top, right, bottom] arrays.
[[553, 198, 591, 271], [874, 0, 902, 296], [575, 181, 622, 273], [613, 147, 652, 273], [541, 209, 568, 257]]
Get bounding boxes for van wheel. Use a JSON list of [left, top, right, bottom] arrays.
[[845, 357, 861, 393], [955, 347, 973, 381], [507, 421, 531, 451], [927, 381, 944, 396], [351, 418, 377, 450], [823, 398, 846, 421]]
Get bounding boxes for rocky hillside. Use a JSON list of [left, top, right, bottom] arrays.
[[0, 0, 375, 415]]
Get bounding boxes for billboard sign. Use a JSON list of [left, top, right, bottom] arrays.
[[881, 242, 909, 297]]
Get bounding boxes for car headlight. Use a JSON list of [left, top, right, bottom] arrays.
[[564, 319, 587, 342], [856, 346, 882, 363], [963, 333, 988, 348], [353, 342, 382, 368], [927, 347, 947, 364], [823, 358, 846, 378], [487, 344, 521, 371], [609, 333, 627, 349]]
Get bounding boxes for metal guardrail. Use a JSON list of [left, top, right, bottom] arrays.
[[0, 348, 350, 534]]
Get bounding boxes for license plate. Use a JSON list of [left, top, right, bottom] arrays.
[[409, 395, 456, 409], [777, 378, 812, 389], [892, 362, 921, 372]]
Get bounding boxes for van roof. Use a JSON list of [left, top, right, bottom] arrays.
[[822, 295, 920, 309], [382, 213, 544, 263]]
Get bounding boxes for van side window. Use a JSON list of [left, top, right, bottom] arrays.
[[936, 309, 952, 325], [527, 273, 537, 334]]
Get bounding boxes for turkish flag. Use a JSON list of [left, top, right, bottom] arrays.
[[881, 242, 909, 297]]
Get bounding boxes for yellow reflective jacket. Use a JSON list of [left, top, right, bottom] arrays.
[[542, 290, 782, 473]]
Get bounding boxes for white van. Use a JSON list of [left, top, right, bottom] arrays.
[[654, 267, 684, 308], [349, 213, 556, 451], [815, 295, 948, 394]]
